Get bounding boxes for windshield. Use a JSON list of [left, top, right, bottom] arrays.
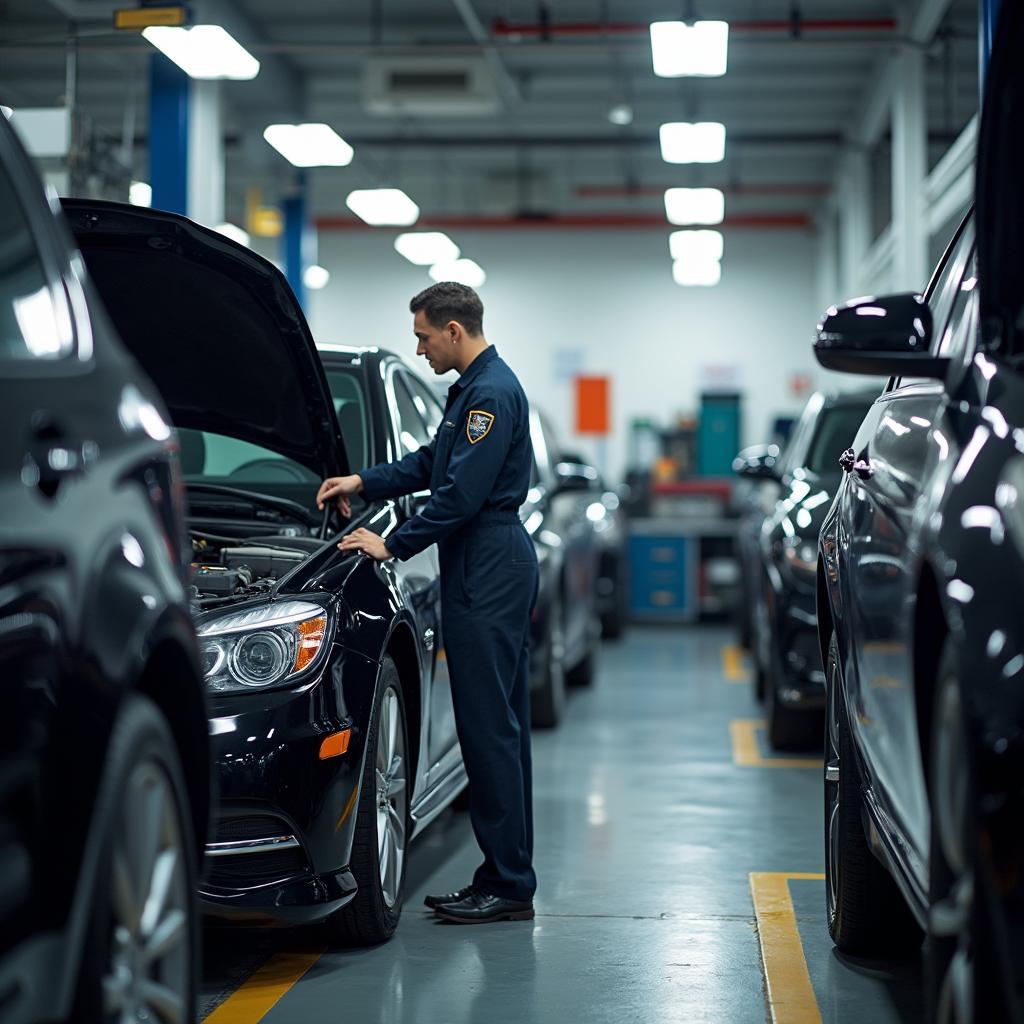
[[324, 368, 370, 471], [803, 405, 872, 476], [178, 427, 321, 513]]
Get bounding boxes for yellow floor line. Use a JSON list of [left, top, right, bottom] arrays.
[[722, 644, 749, 682], [203, 949, 324, 1023], [729, 719, 820, 769], [750, 872, 826, 1024]]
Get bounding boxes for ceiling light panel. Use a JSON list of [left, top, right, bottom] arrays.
[[660, 123, 726, 164], [346, 188, 420, 226], [214, 222, 250, 246], [394, 232, 461, 265], [672, 259, 722, 287], [669, 230, 724, 262], [304, 265, 331, 290], [143, 26, 260, 81], [650, 21, 729, 78], [429, 258, 486, 288], [263, 124, 354, 167], [664, 187, 725, 225]]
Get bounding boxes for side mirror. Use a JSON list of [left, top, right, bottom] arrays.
[[814, 293, 946, 378], [554, 461, 597, 493], [732, 444, 781, 479]]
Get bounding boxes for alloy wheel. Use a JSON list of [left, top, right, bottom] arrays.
[[375, 686, 408, 909], [103, 758, 190, 1024], [932, 674, 974, 1024]]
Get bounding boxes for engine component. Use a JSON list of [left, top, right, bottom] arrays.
[[191, 563, 254, 597], [221, 546, 306, 580]]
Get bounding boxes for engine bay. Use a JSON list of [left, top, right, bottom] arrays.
[[189, 534, 316, 608]]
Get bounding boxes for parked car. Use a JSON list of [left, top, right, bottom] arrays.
[[734, 389, 874, 749], [0, 119, 210, 1022], [61, 199, 467, 946], [556, 452, 629, 640], [523, 410, 602, 727], [814, 11, 1024, 1017]]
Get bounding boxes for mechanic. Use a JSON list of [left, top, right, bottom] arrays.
[[316, 282, 539, 925]]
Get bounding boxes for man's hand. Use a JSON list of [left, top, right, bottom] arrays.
[[338, 527, 393, 562], [316, 474, 363, 518]]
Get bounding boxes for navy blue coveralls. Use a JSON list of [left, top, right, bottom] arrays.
[[359, 346, 539, 901]]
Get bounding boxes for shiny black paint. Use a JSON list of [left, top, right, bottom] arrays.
[[0, 119, 209, 1022], [817, 214, 1024, 1011]]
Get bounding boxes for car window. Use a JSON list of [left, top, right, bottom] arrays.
[[177, 428, 319, 485], [403, 373, 443, 438], [935, 254, 979, 360], [323, 367, 369, 471], [393, 372, 432, 455], [804, 405, 873, 475], [0, 159, 74, 362]]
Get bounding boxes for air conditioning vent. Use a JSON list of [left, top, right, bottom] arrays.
[[364, 55, 501, 116]]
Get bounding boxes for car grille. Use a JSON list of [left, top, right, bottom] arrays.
[[205, 848, 308, 888], [213, 815, 289, 843]]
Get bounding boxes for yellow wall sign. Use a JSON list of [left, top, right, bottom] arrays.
[[114, 7, 187, 30]]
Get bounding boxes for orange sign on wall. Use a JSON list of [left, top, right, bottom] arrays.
[[574, 376, 610, 435]]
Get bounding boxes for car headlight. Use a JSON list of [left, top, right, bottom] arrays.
[[197, 600, 330, 693]]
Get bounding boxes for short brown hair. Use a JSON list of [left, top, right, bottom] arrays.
[[410, 282, 484, 336]]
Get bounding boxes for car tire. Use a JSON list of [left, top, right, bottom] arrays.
[[531, 597, 566, 729], [925, 643, 999, 1024], [600, 561, 626, 640], [328, 656, 408, 946], [765, 637, 818, 751], [73, 694, 199, 1024], [824, 632, 921, 956], [567, 616, 600, 687], [752, 582, 770, 703]]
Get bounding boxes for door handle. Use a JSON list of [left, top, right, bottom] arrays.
[[839, 448, 856, 473]]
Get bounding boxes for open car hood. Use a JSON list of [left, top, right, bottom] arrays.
[[61, 199, 347, 477]]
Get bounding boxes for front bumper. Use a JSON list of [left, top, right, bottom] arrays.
[[197, 645, 378, 924]]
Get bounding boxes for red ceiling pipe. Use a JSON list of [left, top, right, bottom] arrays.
[[490, 17, 897, 37], [315, 212, 812, 231], [576, 183, 832, 198]]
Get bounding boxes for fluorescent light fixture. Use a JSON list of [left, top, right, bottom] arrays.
[[129, 181, 152, 207], [608, 102, 634, 126], [142, 26, 260, 81], [672, 259, 721, 287], [429, 258, 486, 289], [669, 229, 723, 262], [664, 187, 724, 225], [345, 188, 420, 226], [263, 124, 354, 167], [650, 21, 729, 77], [659, 122, 726, 164], [304, 265, 330, 290], [214, 222, 250, 246], [394, 232, 460, 266]]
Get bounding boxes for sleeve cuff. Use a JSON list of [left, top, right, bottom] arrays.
[[358, 467, 384, 501], [385, 528, 417, 562]]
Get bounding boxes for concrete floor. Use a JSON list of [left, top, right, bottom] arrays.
[[199, 626, 925, 1024]]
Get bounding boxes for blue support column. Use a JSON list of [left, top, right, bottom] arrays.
[[980, 0, 1003, 95], [282, 177, 308, 311], [148, 54, 189, 214]]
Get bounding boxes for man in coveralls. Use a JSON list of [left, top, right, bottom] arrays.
[[316, 282, 539, 924]]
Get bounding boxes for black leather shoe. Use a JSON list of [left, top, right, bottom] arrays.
[[423, 885, 476, 910], [433, 890, 534, 924]]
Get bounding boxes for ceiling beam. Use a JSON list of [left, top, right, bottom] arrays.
[[909, 0, 955, 44], [450, 0, 521, 104]]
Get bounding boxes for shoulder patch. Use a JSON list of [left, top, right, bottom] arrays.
[[467, 409, 495, 444]]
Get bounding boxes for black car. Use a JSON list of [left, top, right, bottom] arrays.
[[0, 121, 210, 1021], [555, 453, 629, 640], [522, 409, 602, 727], [61, 200, 466, 946], [734, 389, 874, 749], [814, 10, 1024, 1018]]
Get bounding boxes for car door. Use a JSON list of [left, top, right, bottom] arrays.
[[0, 132, 110, 969], [843, 219, 975, 872], [387, 367, 458, 782]]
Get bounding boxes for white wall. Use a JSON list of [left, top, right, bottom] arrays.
[[307, 226, 854, 482]]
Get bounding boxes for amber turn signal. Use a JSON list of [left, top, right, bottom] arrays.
[[318, 729, 351, 760]]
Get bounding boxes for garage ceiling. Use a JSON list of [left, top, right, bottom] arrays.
[[0, 0, 980, 226]]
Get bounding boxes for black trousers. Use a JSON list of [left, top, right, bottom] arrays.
[[441, 514, 539, 902]]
